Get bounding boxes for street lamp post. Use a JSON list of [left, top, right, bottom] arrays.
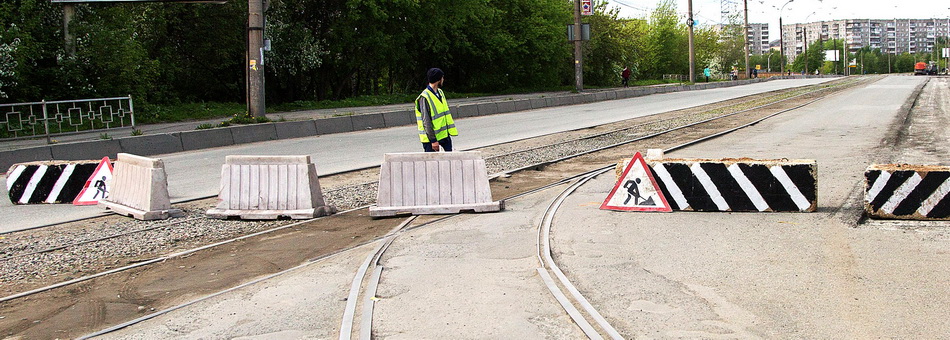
[[804, 12, 816, 75], [778, 0, 794, 75]]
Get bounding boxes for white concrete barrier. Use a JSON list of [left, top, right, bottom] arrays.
[[370, 152, 504, 217], [99, 153, 183, 220], [206, 155, 336, 219]]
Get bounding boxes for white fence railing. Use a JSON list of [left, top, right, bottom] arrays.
[[0, 96, 135, 142]]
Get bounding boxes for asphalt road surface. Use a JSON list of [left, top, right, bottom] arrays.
[[2, 78, 834, 233], [100, 76, 947, 338]]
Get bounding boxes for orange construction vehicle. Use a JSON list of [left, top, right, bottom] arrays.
[[915, 62, 927, 75]]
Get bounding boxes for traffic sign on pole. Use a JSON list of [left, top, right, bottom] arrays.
[[581, 0, 592, 15]]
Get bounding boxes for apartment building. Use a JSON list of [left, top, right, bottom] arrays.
[[780, 18, 950, 62], [716, 23, 771, 55]]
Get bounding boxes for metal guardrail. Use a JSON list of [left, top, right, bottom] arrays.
[[0, 96, 135, 142]]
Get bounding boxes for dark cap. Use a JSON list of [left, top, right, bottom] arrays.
[[427, 68, 444, 83]]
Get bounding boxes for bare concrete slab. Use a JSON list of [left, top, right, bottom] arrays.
[[180, 128, 234, 151], [50, 139, 122, 161], [230, 124, 278, 144], [0, 146, 53, 171], [274, 120, 318, 140], [382, 110, 415, 127], [315, 116, 353, 135], [119, 133, 183, 156], [351, 113, 386, 130]]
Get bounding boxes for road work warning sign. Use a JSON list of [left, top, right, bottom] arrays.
[[73, 157, 114, 206], [601, 152, 671, 212]]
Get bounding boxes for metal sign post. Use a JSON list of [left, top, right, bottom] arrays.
[[573, 0, 584, 92]]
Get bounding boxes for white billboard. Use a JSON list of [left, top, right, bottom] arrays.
[[824, 50, 840, 62]]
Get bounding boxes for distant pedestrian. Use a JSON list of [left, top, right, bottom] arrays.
[[703, 67, 711, 82], [415, 68, 458, 152], [752, 68, 758, 78], [621, 66, 631, 87]]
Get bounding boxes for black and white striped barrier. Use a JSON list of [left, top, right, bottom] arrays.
[[6, 160, 102, 204], [865, 164, 950, 220], [616, 156, 817, 212]]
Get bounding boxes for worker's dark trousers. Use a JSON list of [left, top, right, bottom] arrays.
[[422, 136, 453, 152]]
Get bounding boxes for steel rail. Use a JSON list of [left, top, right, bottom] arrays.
[[339, 216, 415, 340]]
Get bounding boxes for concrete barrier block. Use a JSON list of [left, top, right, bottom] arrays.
[[496, 101, 516, 113], [382, 110, 415, 128], [99, 153, 182, 220], [119, 133, 183, 156], [230, 124, 278, 144], [864, 164, 950, 220], [51, 139, 122, 161], [180, 128, 234, 151], [207, 155, 336, 219], [351, 113, 386, 130], [370, 151, 504, 217], [616, 157, 817, 212], [6, 159, 102, 204], [1, 147, 53, 173], [606, 91, 618, 100], [454, 104, 479, 118], [476, 103, 497, 116], [315, 116, 354, 135], [529, 98, 547, 109], [555, 96, 573, 106], [274, 120, 318, 140], [594, 92, 607, 101], [513, 99, 532, 112]]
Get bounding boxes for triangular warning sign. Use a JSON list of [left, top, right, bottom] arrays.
[[73, 156, 114, 206], [600, 152, 671, 212]]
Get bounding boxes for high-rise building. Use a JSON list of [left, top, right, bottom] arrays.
[[781, 18, 950, 63], [748, 23, 770, 55]]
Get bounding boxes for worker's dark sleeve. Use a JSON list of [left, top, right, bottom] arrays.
[[417, 97, 437, 142]]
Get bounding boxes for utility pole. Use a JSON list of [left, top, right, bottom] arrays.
[[687, 0, 696, 82], [803, 27, 808, 74], [779, 16, 785, 75], [63, 4, 76, 56], [573, 0, 583, 92], [247, 0, 266, 117], [743, 0, 750, 79]]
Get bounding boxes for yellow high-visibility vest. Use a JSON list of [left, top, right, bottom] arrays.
[[415, 88, 457, 143]]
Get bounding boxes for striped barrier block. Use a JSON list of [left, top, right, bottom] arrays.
[[370, 152, 504, 217], [99, 153, 183, 220], [6, 160, 103, 204], [206, 155, 336, 220], [865, 164, 950, 220], [617, 157, 817, 212]]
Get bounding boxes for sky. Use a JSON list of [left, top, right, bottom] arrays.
[[607, 0, 950, 41]]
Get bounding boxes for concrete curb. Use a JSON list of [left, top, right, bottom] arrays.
[[0, 76, 841, 171]]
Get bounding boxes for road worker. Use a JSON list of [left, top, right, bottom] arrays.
[[415, 68, 458, 152]]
